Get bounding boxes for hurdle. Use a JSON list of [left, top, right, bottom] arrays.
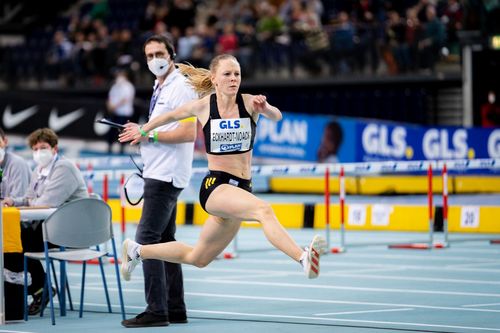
[[388, 164, 447, 250], [189, 158, 500, 256]]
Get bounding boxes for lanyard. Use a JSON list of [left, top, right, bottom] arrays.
[[33, 155, 59, 194], [148, 84, 163, 120]]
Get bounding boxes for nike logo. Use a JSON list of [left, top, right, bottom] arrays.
[[49, 108, 85, 132], [2, 105, 38, 129], [93, 111, 110, 136]]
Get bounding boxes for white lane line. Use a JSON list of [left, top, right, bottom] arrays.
[[66, 268, 500, 286], [232, 258, 500, 273], [185, 291, 500, 313], [446, 262, 500, 269], [82, 277, 500, 299], [187, 309, 500, 332], [35, 301, 500, 332], [0, 330, 37, 333], [463, 303, 500, 308], [183, 278, 500, 298], [340, 253, 499, 262], [83, 286, 500, 314], [315, 308, 414, 316], [208, 272, 291, 280], [331, 272, 500, 285]]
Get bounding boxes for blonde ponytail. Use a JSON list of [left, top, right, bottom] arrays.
[[176, 54, 240, 98], [176, 63, 214, 97]]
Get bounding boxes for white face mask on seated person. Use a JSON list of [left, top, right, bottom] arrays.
[[147, 57, 170, 77], [0, 147, 5, 163], [33, 148, 54, 168]]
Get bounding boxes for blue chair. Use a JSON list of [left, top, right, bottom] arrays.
[[23, 198, 126, 325]]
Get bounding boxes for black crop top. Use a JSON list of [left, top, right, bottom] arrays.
[[203, 93, 257, 155]]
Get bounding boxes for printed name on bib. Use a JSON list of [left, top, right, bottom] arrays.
[[211, 118, 251, 153]]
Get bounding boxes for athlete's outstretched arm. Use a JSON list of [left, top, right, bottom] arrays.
[[119, 97, 205, 145], [245, 94, 282, 121]]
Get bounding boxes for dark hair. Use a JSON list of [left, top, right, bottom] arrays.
[[143, 34, 176, 60], [28, 128, 58, 148], [0, 127, 5, 139]]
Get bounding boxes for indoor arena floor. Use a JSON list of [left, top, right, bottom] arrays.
[[4, 224, 500, 333]]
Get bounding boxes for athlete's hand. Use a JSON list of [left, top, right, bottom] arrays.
[[118, 122, 143, 145], [251, 95, 268, 113]]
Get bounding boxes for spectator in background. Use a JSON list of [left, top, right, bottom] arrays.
[[0, 128, 31, 199], [330, 11, 357, 74], [106, 68, 136, 154], [481, 90, 500, 127], [3, 128, 88, 316], [317, 120, 343, 163], [418, 4, 446, 72], [216, 22, 239, 55], [46, 30, 74, 84], [176, 26, 201, 63], [256, 2, 287, 74]]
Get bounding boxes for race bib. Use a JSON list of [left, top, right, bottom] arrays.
[[210, 118, 252, 153]]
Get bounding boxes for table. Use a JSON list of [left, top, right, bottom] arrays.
[[1, 206, 58, 324]]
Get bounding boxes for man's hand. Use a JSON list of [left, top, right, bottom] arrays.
[[119, 122, 145, 145]]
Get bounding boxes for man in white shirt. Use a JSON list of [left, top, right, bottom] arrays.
[[120, 34, 197, 328]]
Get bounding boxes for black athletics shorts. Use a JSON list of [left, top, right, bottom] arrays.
[[199, 170, 252, 212]]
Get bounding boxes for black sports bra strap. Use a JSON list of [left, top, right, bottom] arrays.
[[209, 94, 221, 119], [236, 94, 249, 118]]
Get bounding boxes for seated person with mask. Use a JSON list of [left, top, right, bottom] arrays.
[[4, 128, 89, 315]]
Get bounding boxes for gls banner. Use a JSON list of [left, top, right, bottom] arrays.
[[359, 121, 500, 161]]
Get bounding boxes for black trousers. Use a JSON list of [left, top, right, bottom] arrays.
[[20, 222, 56, 295], [135, 178, 186, 316]]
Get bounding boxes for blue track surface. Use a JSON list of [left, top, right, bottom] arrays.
[[5, 224, 500, 333]]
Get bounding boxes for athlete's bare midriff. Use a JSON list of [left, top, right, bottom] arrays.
[[207, 150, 253, 179]]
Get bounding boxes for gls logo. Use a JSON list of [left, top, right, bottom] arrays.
[[219, 120, 240, 129], [488, 129, 500, 158], [362, 124, 410, 159], [422, 129, 468, 159]]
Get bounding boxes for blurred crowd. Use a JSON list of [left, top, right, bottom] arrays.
[[1, 0, 467, 89]]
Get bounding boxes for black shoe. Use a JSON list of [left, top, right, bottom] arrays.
[[28, 286, 57, 316], [169, 311, 188, 324], [121, 312, 169, 328]]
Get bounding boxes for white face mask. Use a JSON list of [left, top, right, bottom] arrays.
[[33, 148, 54, 168], [0, 147, 5, 163], [147, 57, 170, 77], [488, 93, 496, 104]]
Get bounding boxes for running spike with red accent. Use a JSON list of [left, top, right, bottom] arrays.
[[302, 235, 325, 279]]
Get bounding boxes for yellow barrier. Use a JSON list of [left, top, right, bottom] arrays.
[[269, 176, 358, 194], [106, 199, 186, 225], [107, 199, 500, 233], [269, 175, 499, 195], [191, 202, 304, 229], [314, 204, 429, 231]]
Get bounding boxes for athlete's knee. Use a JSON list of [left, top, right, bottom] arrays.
[[254, 201, 275, 220]]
